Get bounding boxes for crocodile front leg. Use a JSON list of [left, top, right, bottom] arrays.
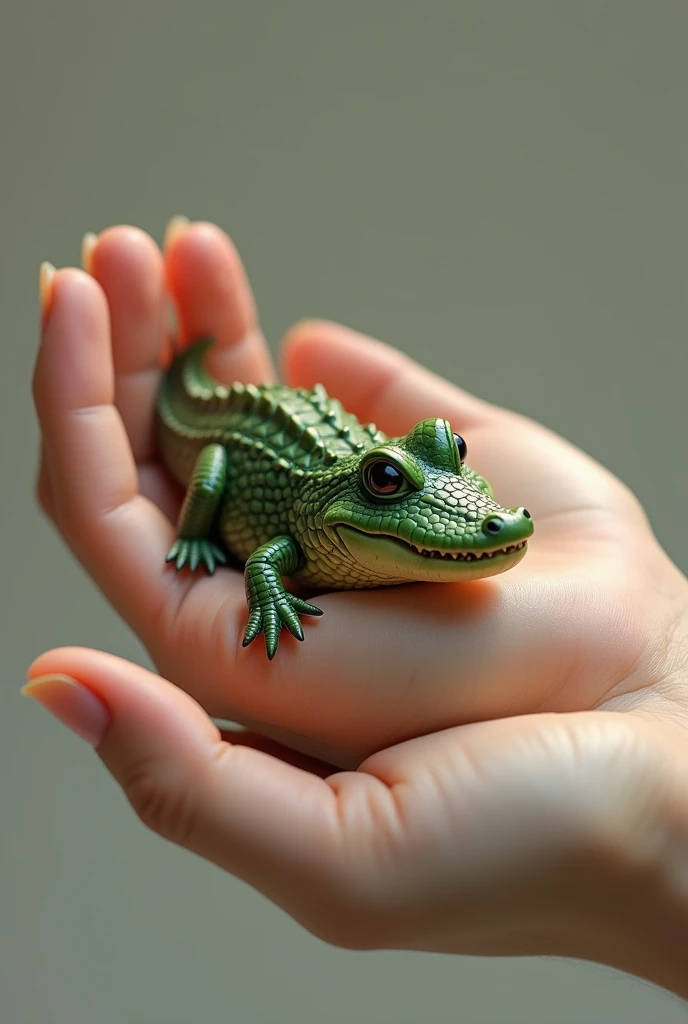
[[242, 535, 323, 659], [166, 444, 229, 573]]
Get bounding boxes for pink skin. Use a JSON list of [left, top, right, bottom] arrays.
[[29, 221, 688, 990], [33, 223, 687, 763]]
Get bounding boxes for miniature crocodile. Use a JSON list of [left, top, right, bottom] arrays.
[[156, 337, 534, 658]]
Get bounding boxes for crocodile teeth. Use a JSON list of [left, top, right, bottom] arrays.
[[408, 541, 527, 561]]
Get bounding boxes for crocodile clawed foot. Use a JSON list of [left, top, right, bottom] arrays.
[[166, 537, 228, 573], [242, 593, 323, 659]]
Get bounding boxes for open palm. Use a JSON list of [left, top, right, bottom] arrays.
[[34, 221, 686, 766], [31, 221, 688, 975]]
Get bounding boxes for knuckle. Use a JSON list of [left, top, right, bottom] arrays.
[[317, 921, 380, 951], [34, 480, 48, 515], [302, 873, 397, 951], [123, 760, 198, 847], [35, 473, 56, 523], [311, 897, 390, 951]]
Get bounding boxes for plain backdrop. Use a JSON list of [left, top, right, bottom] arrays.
[[2, 2, 687, 1022]]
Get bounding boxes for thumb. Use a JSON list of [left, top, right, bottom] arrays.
[[23, 647, 357, 945]]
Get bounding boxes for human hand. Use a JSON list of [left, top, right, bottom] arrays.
[[23, 646, 688, 996], [30, 221, 688, 992], [32, 220, 688, 766]]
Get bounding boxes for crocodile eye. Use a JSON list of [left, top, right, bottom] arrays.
[[453, 432, 467, 463], [363, 460, 406, 497]]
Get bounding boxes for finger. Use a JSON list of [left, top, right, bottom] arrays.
[[164, 219, 275, 385], [281, 319, 496, 436], [24, 647, 374, 946], [137, 462, 183, 525], [32, 268, 189, 631], [36, 251, 179, 526], [83, 226, 167, 463], [279, 319, 642, 525], [34, 265, 59, 525]]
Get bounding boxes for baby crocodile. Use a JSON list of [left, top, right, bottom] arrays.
[[156, 337, 534, 658]]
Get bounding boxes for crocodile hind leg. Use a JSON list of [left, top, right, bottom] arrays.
[[166, 444, 229, 573], [242, 535, 323, 659]]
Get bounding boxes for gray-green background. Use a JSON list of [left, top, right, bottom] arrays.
[[2, 2, 686, 1022]]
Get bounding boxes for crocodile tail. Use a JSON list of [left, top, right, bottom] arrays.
[[155, 337, 230, 484]]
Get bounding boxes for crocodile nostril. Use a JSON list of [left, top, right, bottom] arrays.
[[483, 516, 504, 535], [522, 508, 531, 519]]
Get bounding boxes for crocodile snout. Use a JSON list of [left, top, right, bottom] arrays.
[[480, 506, 533, 544]]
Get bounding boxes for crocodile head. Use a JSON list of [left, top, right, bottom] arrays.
[[323, 417, 533, 583]]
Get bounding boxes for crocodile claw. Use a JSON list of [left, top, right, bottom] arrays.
[[166, 538, 227, 574], [242, 593, 323, 659]]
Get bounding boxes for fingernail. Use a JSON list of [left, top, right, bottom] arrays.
[[81, 232, 98, 274], [39, 261, 56, 320], [289, 318, 321, 332], [22, 673, 110, 747], [163, 215, 190, 249], [282, 319, 324, 345]]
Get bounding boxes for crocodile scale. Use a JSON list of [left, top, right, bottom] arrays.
[[155, 337, 534, 657]]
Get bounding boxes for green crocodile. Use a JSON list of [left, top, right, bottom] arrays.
[[156, 337, 534, 658]]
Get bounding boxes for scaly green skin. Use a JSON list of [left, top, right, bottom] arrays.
[[156, 338, 534, 658]]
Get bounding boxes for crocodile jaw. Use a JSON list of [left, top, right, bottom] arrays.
[[335, 526, 528, 582]]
